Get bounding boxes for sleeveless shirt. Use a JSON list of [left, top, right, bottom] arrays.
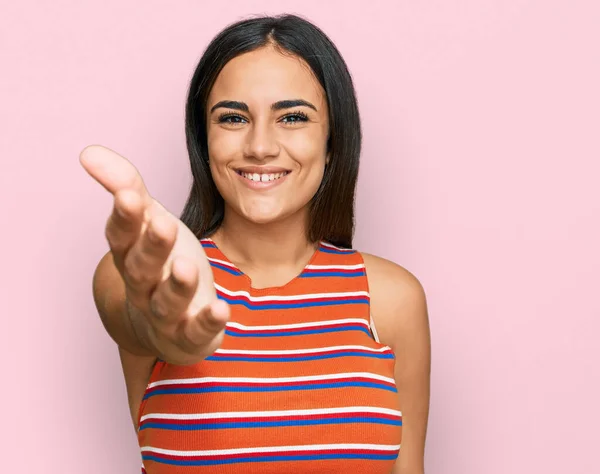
[[137, 239, 402, 473]]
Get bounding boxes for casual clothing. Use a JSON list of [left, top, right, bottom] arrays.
[[137, 239, 402, 473]]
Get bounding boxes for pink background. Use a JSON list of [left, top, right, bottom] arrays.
[[2, 1, 599, 472]]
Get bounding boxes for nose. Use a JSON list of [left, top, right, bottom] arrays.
[[243, 118, 280, 161]]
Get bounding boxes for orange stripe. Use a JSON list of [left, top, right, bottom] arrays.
[[142, 458, 399, 474], [141, 423, 401, 451]]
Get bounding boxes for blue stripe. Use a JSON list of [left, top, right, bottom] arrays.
[[216, 296, 370, 310], [142, 452, 399, 466], [300, 271, 365, 278], [318, 247, 356, 255], [140, 417, 402, 431], [209, 262, 243, 276], [200, 242, 217, 248], [225, 325, 371, 338], [205, 352, 394, 362], [143, 381, 397, 400]]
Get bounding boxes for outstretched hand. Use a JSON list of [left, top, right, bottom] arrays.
[[80, 145, 229, 365]]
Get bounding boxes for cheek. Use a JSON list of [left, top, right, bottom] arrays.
[[206, 129, 237, 198], [289, 138, 327, 202], [284, 129, 328, 167], [207, 128, 240, 160]]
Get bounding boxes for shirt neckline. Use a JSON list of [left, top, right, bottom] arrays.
[[204, 237, 323, 293]]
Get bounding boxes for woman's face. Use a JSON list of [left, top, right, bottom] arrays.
[[206, 45, 330, 225]]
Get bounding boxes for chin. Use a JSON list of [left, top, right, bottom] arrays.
[[237, 200, 294, 225], [228, 193, 312, 226], [243, 209, 285, 225]]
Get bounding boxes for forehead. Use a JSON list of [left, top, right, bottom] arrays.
[[207, 46, 326, 109]]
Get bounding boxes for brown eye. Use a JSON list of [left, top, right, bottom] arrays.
[[281, 112, 309, 124], [218, 113, 247, 124]]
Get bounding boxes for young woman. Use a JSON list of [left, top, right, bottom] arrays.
[[81, 14, 431, 474]]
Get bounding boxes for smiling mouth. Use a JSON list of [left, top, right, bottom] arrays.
[[235, 170, 291, 183]]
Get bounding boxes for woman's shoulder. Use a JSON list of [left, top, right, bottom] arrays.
[[359, 252, 424, 294], [359, 252, 429, 351]]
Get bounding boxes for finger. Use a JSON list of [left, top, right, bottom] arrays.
[[79, 145, 153, 207], [105, 190, 145, 274], [122, 214, 178, 308], [147, 256, 199, 326], [207, 299, 230, 327], [180, 299, 230, 349]]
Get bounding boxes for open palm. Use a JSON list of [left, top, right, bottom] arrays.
[[80, 145, 229, 365]]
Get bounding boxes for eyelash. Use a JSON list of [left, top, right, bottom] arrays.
[[217, 111, 309, 125]]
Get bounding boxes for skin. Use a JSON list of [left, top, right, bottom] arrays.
[[205, 45, 331, 288], [85, 43, 431, 474]]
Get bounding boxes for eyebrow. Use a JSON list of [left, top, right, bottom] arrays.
[[209, 99, 317, 114]]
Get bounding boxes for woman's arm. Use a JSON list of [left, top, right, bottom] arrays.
[[362, 253, 431, 474], [93, 251, 158, 431], [118, 346, 157, 432]]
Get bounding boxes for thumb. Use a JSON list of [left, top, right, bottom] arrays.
[[79, 145, 153, 207]]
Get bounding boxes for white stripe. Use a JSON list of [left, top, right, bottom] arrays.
[[147, 371, 396, 389], [215, 283, 369, 302], [226, 318, 369, 331], [141, 443, 401, 457], [319, 241, 354, 251], [207, 257, 238, 269], [214, 345, 391, 355], [304, 263, 365, 270], [140, 406, 402, 422]]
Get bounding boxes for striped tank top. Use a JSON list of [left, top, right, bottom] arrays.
[[137, 238, 402, 473]]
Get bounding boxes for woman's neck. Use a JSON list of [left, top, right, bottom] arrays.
[[210, 207, 318, 272]]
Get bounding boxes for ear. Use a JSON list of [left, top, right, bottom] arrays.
[[325, 151, 331, 165]]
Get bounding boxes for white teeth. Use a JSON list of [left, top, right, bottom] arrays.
[[240, 171, 288, 182]]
